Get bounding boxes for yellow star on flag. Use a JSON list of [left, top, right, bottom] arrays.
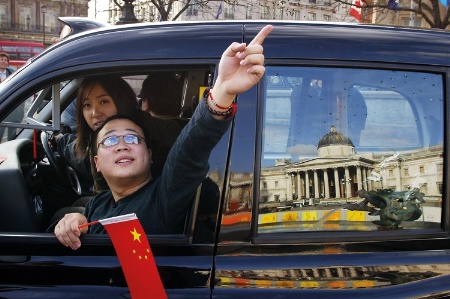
[[130, 227, 141, 243]]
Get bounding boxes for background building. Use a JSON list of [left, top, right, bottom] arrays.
[[0, 0, 89, 47], [87, 0, 438, 28], [88, 0, 358, 24], [0, 0, 441, 44]]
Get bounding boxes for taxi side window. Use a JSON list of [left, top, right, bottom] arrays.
[[258, 66, 444, 235]]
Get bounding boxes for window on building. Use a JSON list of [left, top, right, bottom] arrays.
[[224, 2, 235, 19], [308, 12, 316, 20], [246, 4, 253, 19], [402, 17, 422, 27], [293, 10, 301, 20], [19, 7, 32, 30], [419, 166, 425, 174], [414, 18, 422, 27], [186, 1, 199, 16], [257, 66, 444, 236], [0, 5, 6, 28], [324, 14, 331, 21], [437, 182, 443, 195], [261, 5, 270, 19], [277, 8, 284, 19]]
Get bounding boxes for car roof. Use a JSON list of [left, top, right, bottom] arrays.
[[35, 20, 450, 66], [2, 21, 450, 105]]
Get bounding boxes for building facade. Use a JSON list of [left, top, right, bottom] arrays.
[[0, 0, 432, 37], [0, 0, 89, 46], [89, 0, 357, 24]]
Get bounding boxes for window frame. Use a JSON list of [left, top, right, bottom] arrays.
[[251, 60, 448, 245], [0, 60, 226, 247]]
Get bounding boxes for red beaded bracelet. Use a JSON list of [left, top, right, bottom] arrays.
[[205, 88, 237, 118], [208, 89, 231, 110]]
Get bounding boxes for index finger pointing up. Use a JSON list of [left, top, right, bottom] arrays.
[[248, 25, 274, 47]]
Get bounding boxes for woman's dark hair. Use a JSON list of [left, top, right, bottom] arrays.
[[140, 72, 183, 117], [74, 75, 139, 159]]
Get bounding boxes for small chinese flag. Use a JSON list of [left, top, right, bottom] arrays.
[[99, 213, 167, 299]]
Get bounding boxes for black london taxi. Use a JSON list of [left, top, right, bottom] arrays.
[[0, 19, 449, 298]]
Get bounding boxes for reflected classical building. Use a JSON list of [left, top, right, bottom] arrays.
[[216, 263, 450, 289], [260, 126, 443, 205]]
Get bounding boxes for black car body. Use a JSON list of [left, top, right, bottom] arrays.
[[0, 20, 449, 298]]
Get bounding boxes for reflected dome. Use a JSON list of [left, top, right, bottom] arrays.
[[318, 126, 355, 157]]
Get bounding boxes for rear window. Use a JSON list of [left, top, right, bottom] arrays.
[[258, 66, 443, 235]]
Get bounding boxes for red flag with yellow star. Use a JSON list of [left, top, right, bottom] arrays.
[[99, 213, 167, 299]]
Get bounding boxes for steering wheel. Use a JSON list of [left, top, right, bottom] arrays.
[[40, 131, 82, 196]]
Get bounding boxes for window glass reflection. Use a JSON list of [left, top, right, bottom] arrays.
[[259, 67, 444, 233]]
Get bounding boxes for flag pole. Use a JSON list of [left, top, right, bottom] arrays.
[[78, 220, 100, 229]]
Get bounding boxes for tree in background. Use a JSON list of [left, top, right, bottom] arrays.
[[345, 0, 449, 29], [113, 0, 218, 21], [111, 0, 449, 29]]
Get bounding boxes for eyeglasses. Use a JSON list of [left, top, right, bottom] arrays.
[[97, 134, 145, 148]]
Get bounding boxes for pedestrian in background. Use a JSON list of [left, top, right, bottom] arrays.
[[0, 52, 13, 82], [0, 52, 24, 142]]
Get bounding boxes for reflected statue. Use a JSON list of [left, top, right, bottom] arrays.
[[345, 188, 425, 227]]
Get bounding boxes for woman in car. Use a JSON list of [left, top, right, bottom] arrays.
[[56, 75, 182, 194]]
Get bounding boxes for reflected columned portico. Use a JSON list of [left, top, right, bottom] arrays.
[[286, 126, 375, 202]]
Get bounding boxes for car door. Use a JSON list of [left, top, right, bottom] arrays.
[[0, 22, 244, 298], [213, 24, 450, 299]]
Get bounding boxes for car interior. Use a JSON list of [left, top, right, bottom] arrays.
[[0, 64, 445, 244], [0, 67, 216, 239]]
